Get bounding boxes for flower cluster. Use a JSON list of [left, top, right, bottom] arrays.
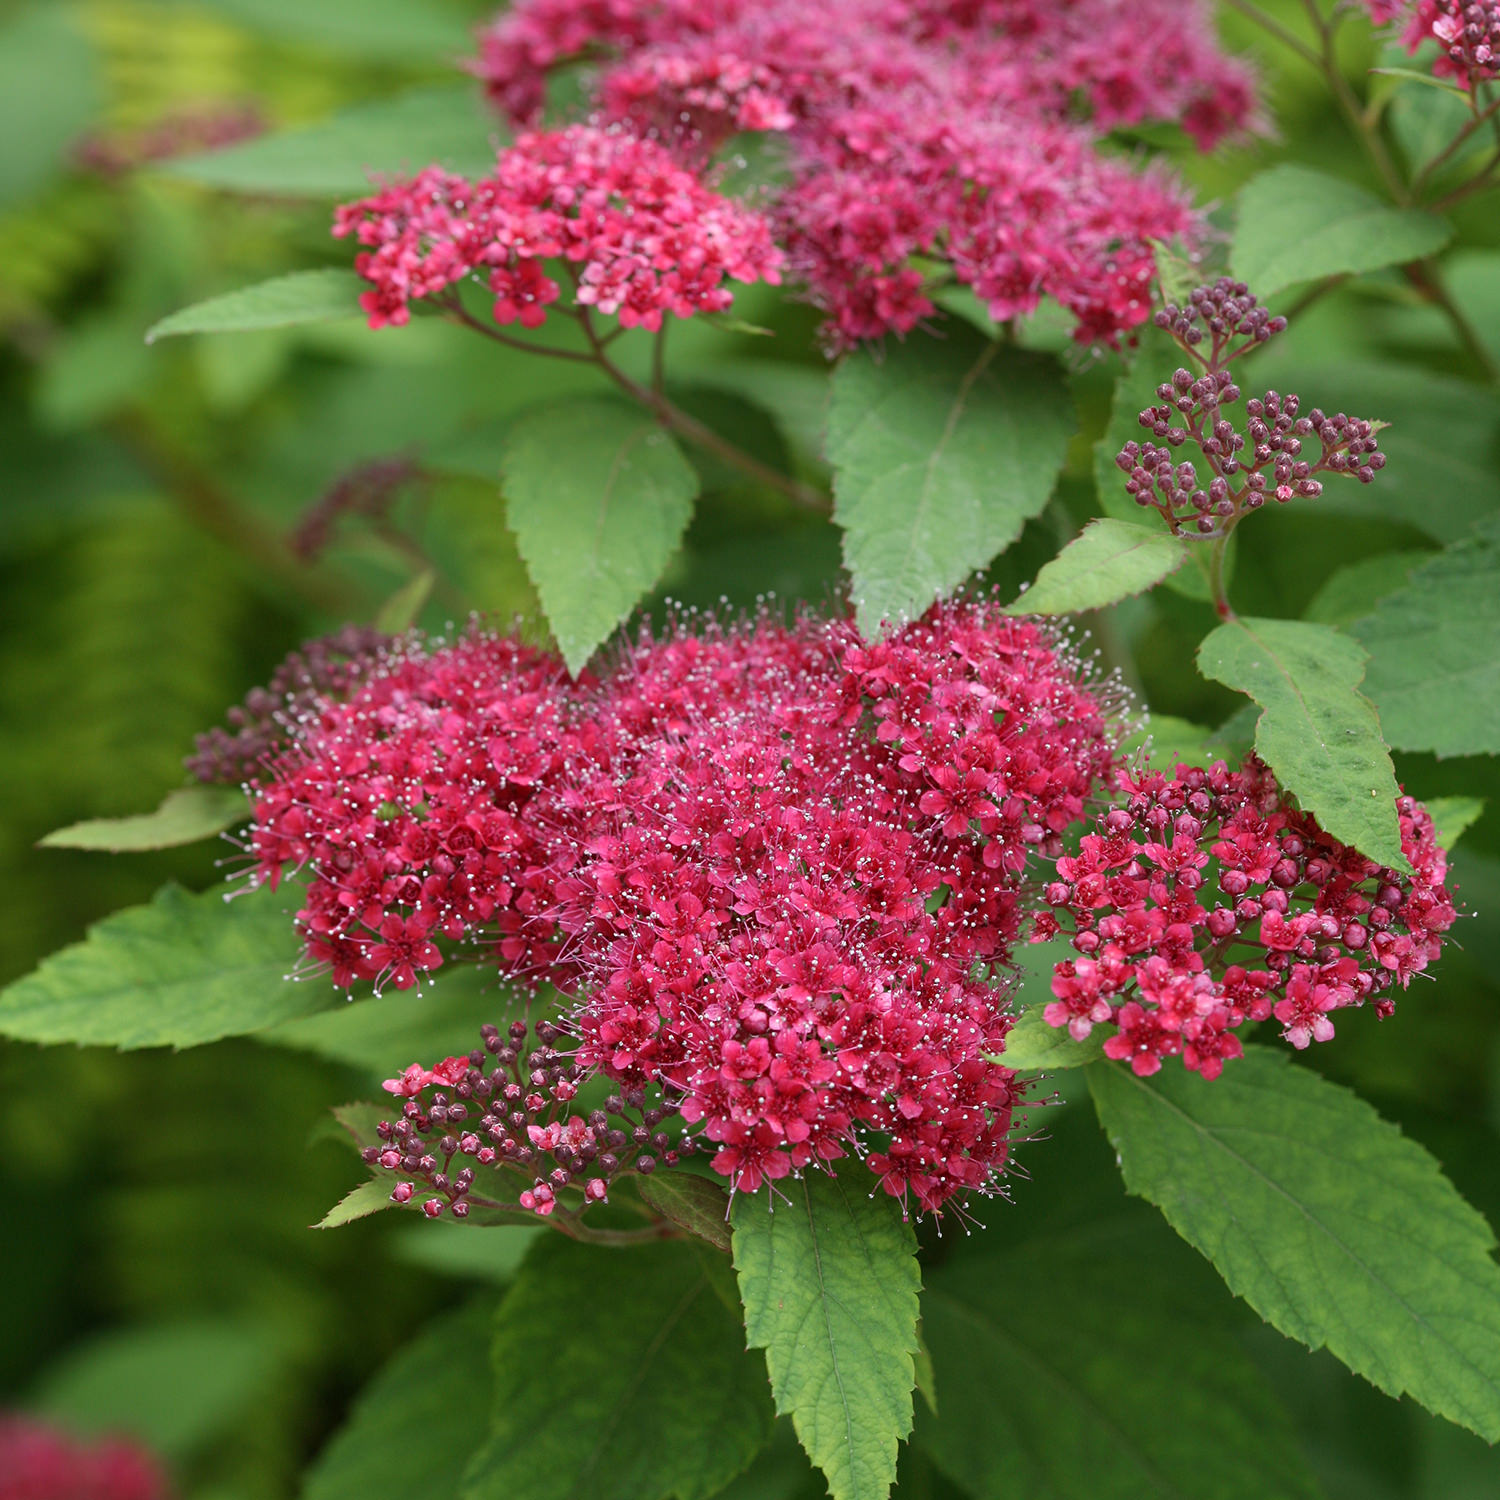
[[0, 1415, 169, 1500], [234, 598, 1124, 1212], [454, 0, 1263, 347], [1362, 1, 1500, 86], [1036, 757, 1456, 1078], [366, 1019, 686, 1220], [1116, 280, 1386, 534], [333, 124, 782, 331]]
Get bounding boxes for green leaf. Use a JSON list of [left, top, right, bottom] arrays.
[[503, 397, 699, 674], [1008, 518, 1188, 615], [32, 1320, 277, 1461], [390, 1223, 544, 1282], [1196, 617, 1407, 871], [1304, 551, 1431, 628], [1425, 796, 1486, 851], [0, 881, 328, 1049], [146, 270, 366, 342], [1088, 1046, 1500, 1441], [1351, 519, 1500, 757], [637, 1171, 734, 1252], [1120, 714, 1217, 774], [464, 1239, 773, 1500], [38, 786, 249, 852], [999, 1007, 1107, 1071], [732, 1161, 921, 1500], [304, 1298, 496, 1500], [828, 325, 1075, 635], [916, 1240, 1322, 1500], [373, 568, 435, 633], [314, 1178, 396, 1230], [162, 84, 500, 197], [195, 0, 472, 60], [0, 5, 99, 207], [1368, 65, 1469, 96], [1231, 165, 1452, 296]]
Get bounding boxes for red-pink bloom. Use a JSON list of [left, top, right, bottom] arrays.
[[333, 124, 781, 331], [1359, 1, 1500, 85], [0, 1416, 169, 1500], [1038, 756, 1456, 1076]]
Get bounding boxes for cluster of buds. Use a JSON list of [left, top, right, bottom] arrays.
[[1034, 757, 1456, 1079], [366, 1019, 687, 1220], [1364, 1, 1500, 86], [1117, 281, 1385, 535], [0, 1415, 169, 1500]]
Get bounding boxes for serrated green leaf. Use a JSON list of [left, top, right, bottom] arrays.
[[732, 1161, 921, 1500], [162, 84, 499, 197], [0, 881, 327, 1049], [999, 1007, 1108, 1071], [464, 1239, 773, 1500], [828, 325, 1075, 635], [1351, 518, 1500, 757], [304, 1298, 496, 1500], [916, 1238, 1323, 1500], [1088, 1046, 1500, 1441], [38, 786, 250, 851], [637, 1171, 734, 1252], [1425, 796, 1486, 851], [1197, 617, 1407, 871], [503, 397, 699, 674], [1009, 518, 1188, 615], [314, 1178, 395, 1230], [1231, 165, 1451, 296], [146, 270, 366, 342]]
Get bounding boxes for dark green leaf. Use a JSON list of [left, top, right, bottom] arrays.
[[304, 1299, 496, 1500], [1231, 166, 1451, 296], [464, 1239, 773, 1500], [1351, 518, 1500, 757], [162, 85, 499, 197], [1088, 1046, 1500, 1440], [637, 1171, 734, 1252], [1304, 552, 1430, 628], [146, 270, 366, 342], [732, 1161, 921, 1500], [828, 325, 1074, 635], [38, 786, 249, 851], [917, 1240, 1322, 1500], [1197, 617, 1407, 871], [1009, 518, 1188, 615], [504, 397, 699, 674], [314, 1178, 395, 1230], [0, 881, 327, 1049]]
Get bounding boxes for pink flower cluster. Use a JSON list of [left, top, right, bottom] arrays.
[[333, 123, 782, 331], [0, 1416, 168, 1500], [240, 598, 1123, 1212], [466, 0, 1253, 347], [1362, 1, 1500, 85], [1036, 757, 1456, 1079]]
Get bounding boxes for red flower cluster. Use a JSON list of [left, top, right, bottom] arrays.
[[333, 124, 782, 331], [238, 599, 1123, 1212], [466, 0, 1252, 347], [1362, 1, 1500, 86], [0, 1416, 168, 1500], [1036, 758, 1456, 1079]]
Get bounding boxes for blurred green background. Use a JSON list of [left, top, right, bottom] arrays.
[[2, 1, 1499, 1496]]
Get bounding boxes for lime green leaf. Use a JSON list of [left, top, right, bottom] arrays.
[[1120, 714, 1217, 774], [195, 0, 472, 59], [391, 1223, 544, 1282], [1152, 242, 1199, 307], [1351, 518, 1500, 757], [1231, 165, 1452, 296], [917, 1240, 1322, 1500], [1197, 617, 1407, 871], [464, 1239, 773, 1500], [1369, 65, 1468, 96], [329, 1102, 389, 1154], [32, 1320, 276, 1461], [999, 1007, 1107, 1071], [1425, 796, 1485, 851], [1088, 1046, 1500, 1440], [304, 1298, 496, 1500], [315, 1178, 396, 1230], [637, 1171, 734, 1252], [162, 84, 499, 197], [1008, 518, 1188, 615], [38, 786, 249, 852], [503, 397, 699, 674], [146, 270, 366, 342], [0, 6, 99, 207], [0, 881, 326, 1049], [828, 325, 1075, 635], [732, 1161, 921, 1500], [1304, 551, 1430, 627], [373, 569, 435, 633], [912, 1326, 937, 1417]]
